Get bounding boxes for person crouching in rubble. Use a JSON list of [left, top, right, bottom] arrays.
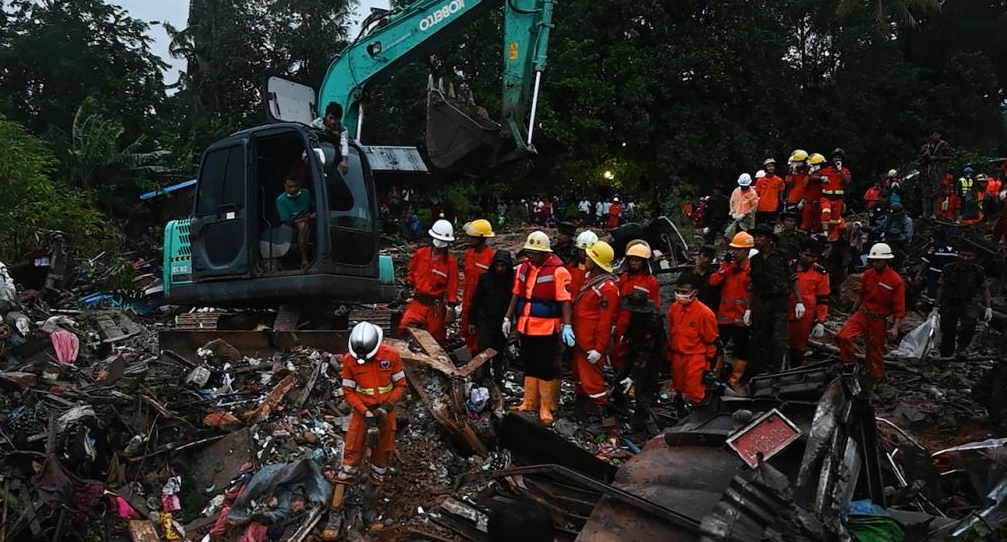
[[468, 250, 515, 387], [788, 239, 830, 367], [503, 232, 574, 426], [835, 243, 904, 393], [570, 241, 619, 421], [665, 273, 719, 411], [325, 322, 406, 539], [611, 290, 666, 434], [398, 219, 459, 343]]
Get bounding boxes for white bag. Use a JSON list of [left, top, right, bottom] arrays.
[[891, 313, 940, 359]]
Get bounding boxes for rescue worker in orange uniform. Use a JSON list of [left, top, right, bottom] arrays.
[[461, 219, 495, 353], [607, 198, 622, 229], [835, 243, 904, 390], [399, 219, 459, 343], [612, 240, 660, 370], [788, 240, 830, 366], [325, 322, 406, 539], [784, 149, 810, 212], [710, 232, 752, 391], [800, 153, 828, 232], [755, 158, 785, 225], [570, 241, 619, 417], [503, 231, 574, 426], [665, 273, 719, 406], [819, 148, 852, 239]]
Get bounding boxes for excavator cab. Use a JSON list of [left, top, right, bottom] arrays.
[[162, 122, 399, 308]]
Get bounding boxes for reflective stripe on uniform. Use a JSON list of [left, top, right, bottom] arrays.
[[632, 285, 650, 293], [391, 371, 405, 382], [879, 282, 894, 291], [588, 390, 608, 399], [378, 383, 394, 394], [536, 275, 555, 284], [475, 262, 489, 270], [358, 387, 375, 395], [342, 379, 357, 389], [431, 269, 448, 278]]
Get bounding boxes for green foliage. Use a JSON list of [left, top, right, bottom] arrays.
[[0, 116, 118, 262]]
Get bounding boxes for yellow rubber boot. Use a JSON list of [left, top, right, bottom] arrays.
[[551, 379, 561, 411], [538, 379, 555, 426], [727, 359, 748, 392], [509, 377, 540, 412]]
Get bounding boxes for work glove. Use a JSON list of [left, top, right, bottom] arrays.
[[586, 350, 602, 364], [363, 411, 378, 429], [986, 307, 994, 322], [742, 310, 752, 326], [795, 303, 806, 319], [811, 323, 825, 338], [374, 402, 393, 422], [501, 318, 512, 336], [560, 324, 576, 347], [702, 227, 710, 235], [619, 377, 634, 395]]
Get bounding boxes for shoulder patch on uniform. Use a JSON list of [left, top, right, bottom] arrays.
[[379, 359, 392, 370], [813, 263, 828, 274]]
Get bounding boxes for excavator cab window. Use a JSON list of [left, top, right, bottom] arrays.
[[318, 141, 376, 267]]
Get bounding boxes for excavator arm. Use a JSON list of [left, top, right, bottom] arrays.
[[316, 0, 554, 172]]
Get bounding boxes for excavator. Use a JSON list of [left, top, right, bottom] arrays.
[[160, 0, 554, 348]]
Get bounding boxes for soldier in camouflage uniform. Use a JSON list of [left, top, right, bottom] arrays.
[[611, 290, 667, 435], [747, 224, 801, 378], [552, 221, 578, 265], [934, 244, 992, 358], [775, 211, 808, 261]]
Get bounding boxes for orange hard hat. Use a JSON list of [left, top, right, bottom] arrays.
[[728, 232, 754, 249]]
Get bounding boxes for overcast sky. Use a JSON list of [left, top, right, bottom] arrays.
[[115, 0, 390, 85]]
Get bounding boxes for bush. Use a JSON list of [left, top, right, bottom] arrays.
[[0, 116, 119, 262]]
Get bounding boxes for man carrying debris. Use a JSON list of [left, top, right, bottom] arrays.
[[665, 273, 719, 408], [399, 219, 459, 343], [933, 244, 992, 359], [747, 224, 801, 377], [468, 250, 515, 386], [789, 239, 831, 366], [326, 322, 406, 538], [726, 173, 759, 237], [612, 240, 660, 370], [710, 232, 753, 391], [612, 290, 667, 434], [503, 231, 574, 426], [835, 243, 905, 388], [570, 241, 619, 418], [461, 219, 496, 353]]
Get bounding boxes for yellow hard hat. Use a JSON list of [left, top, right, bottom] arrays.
[[587, 241, 614, 272], [625, 241, 652, 259], [790, 149, 809, 163], [465, 219, 495, 238], [523, 231, 552, 252], [808, 153, 827, 166], [728, 232, 754, 249]]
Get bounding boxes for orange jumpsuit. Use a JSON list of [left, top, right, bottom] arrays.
[[399, 247, 459, 343], [612, 271, 660, 369], [607, 203, 621, 229], [935, 192, 959, 221], [665, 300, 719, 403], [461, 245, 494, 352], [801, 171, 825, 231], [836, 267, 905, 378], [819, 165, 850, 234], [785, 170, 808, 206], [788, 262, 830, 363], [337, 345, 406, 486], [709, 259, 750, 327], [567, 264, 586, 299], [571, 273, 620, 404]]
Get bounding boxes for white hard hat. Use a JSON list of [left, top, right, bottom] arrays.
[[348, 321, 383, 363], [755, 170, 766, 179], [523, 231, 552, 252], [429, 219, 455, 242], [613, 197, 620, 202], [887, 169, 897, 178], [868, 243, 895, 260], [575, 230, 599, 250], [737, 173, 753, 187]]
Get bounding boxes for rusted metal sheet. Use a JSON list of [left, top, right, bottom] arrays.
[[158, 330, 349, 354], [499, 413, 617, 482]]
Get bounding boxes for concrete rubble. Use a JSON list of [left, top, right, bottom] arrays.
[[2, 220, 1007, 541]]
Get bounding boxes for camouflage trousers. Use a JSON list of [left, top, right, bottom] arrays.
[[748, 296, 790, 378]]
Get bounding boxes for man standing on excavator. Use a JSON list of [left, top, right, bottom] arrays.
[[399, 220, 459, 343], [503, 232, 575, 426], [325, 322, 406, 539], [310, 102, 350, 175], [461, 219, 496, 353]]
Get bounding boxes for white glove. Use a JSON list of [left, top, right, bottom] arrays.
[[852, 221, 862, 229], [501, 318, 512, 336], [620, 377, 633, 394], [795, 303, 806, 319], [743, 310, 752, 326], [986, 307, 994, 322], [702, 227, 710, 234], [586, 350, 602, 364], [811, 323, 825, 338]]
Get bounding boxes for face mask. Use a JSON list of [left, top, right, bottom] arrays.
[[810, 165, 821, 173], [675, 291, 696, 305], [432, 239, 449, 249], [286, 189, 300, 197]]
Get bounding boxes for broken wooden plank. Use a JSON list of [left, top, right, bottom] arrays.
[[458, 349, 497, 379], [242, 374, 297, 423], [297, 359, 322, 409], [406, 328, 462, 376], [139, 395, 199, 432], [387, 337, 462, 377]]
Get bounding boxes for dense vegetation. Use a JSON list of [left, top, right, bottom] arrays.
[[0, 0, 1005, 258]]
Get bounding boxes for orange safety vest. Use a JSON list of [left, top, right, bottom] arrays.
[[513, 254, 572, 336], [709, 259, 750, 326]]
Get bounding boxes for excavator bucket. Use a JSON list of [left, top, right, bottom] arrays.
[[425, 78, 524, 173]]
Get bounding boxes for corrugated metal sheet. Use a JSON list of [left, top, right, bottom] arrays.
[[361, 145, 429, 173]]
